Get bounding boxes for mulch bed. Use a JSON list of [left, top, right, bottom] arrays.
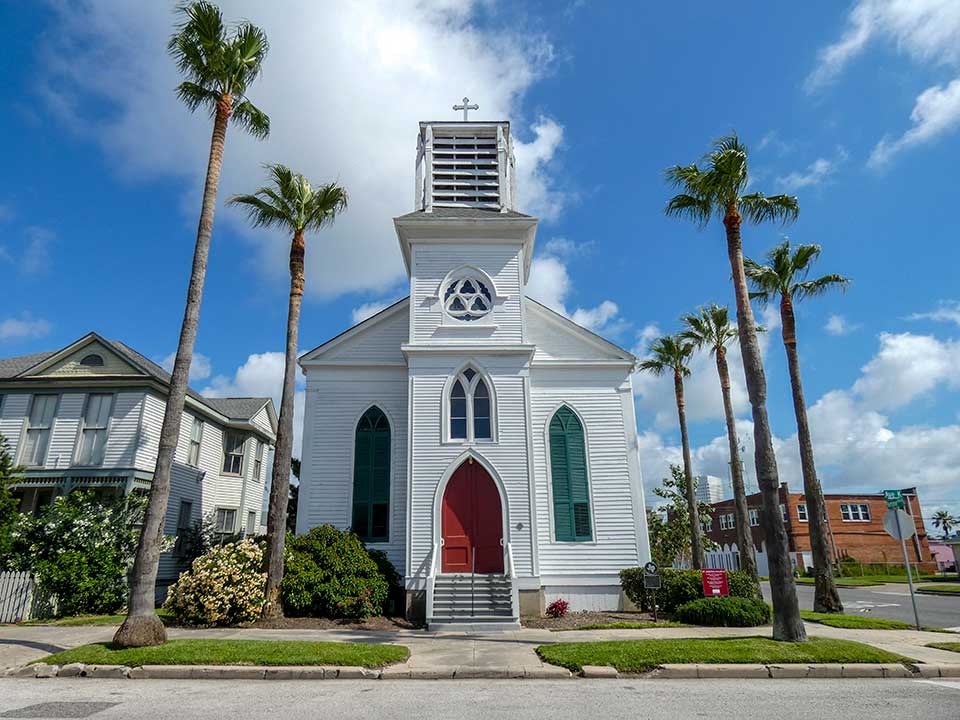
[[249, 616, 423, 632], [522, 610, 659, 630]]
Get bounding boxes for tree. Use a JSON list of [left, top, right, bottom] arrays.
[[638, 335, 704, 569], [932, 510, 958, 540], [745, 239, 849, 613], [648, 465, 717, 569], [681, 303, 759, 589], [0, 434, 23, 568], [665, 134, 806, 642], [230, 165, 347, 619], [114, 1, 270, 648]]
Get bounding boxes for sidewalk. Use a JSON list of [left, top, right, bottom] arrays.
[[3, 622, 959, 676]]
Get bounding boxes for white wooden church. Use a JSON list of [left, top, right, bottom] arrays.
[[296, 110, 650, 626]]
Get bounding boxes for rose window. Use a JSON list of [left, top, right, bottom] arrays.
[[443, 277, 492, 321]]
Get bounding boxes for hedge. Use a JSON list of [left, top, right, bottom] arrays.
[[620, 568, 759, 614], [674, 597, 772, 627]]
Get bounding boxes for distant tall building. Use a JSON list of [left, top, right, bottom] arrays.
[[695, 475, 725, 504]]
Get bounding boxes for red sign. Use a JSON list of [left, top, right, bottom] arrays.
[[702, 569, 729, 597]]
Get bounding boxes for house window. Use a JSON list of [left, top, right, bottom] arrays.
[[253, 440, 264, 480], [443, 276, 492, 321], [22, 395, 57, 467], [175, 500, 193, 554], [214, 508, 237, 536], [841, 503, 871, 522], [702, 516, 713, 532], [187, 418, 203, 467], [352, 406, 390, 543], [79, 354, 104, 367], [76, 393, 113, 466], [797, 503, 808, 522], [749, 508, 759, 527], [246, 511, 257, 536], [780, 504, 788, 522], [727, 513, 736, 529], [719, 514, 727, 530], [447, 367, 493, 442], [549, 406, 592, 542], [222, 432, 245, 475]]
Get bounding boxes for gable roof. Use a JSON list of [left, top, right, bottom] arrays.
[[299, 297, 410, 364], [0, 332, 275, 429], [525, 298, 637, 364]]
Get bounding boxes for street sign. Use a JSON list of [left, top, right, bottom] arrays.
[[883, 509, 916, 540], [702, 569, 729, 597], [883, 489, 905, 510]]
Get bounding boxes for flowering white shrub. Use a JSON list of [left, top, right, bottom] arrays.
[[164, 539, 266, 626]]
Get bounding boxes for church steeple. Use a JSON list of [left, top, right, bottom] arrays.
[[414, 101, 517, 213]]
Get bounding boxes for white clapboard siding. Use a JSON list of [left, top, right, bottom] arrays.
[[101, 392, 143, 468], [135, 392, 166, 471], [298, 366, 409, 573], [407, 354, 534, 580], [526, 301, 628, 362], [530, 369, 642, 577], [411, 244, 523, 343], [45, 393, 84, 468], [157, 462, 204, 585], [0, 393, 29, 459], [322, 307, 409, 364], [250, 404, 272, 436]]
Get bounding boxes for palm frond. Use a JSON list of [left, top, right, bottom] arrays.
[[740, 192, 799, 226], [174, 81, 220, 114], [231, 99, 270, 139], [304, 183, 348, 232], [679, 303, 736, 354], [640, 335, 694, 377], [743, 257, 784, 304], [792, 273, 851, 302], [231, 164, 347, 237], [228, 22, 269, 93], [664, 193, 713, 226], [227, 193, 290, 230]]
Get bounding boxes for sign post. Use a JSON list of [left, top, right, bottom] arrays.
[[643, 561, 661, 622], [882, 502, 921, 631]]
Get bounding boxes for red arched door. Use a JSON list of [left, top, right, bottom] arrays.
[[441, 460, 504, 573]]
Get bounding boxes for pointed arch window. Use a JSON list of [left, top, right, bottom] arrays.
[[352, 406, 390, 542], [448, 367, 493, 442], [549, 406, 592, 542]]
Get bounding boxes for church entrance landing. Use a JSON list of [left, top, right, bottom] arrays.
[[441, 460, 504, 574]]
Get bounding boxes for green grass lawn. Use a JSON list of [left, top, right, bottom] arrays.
[[927, 642, 960, 654], [535, 637, 913, 673], [795, 577, 884, 587], [35, 639, 409, 668], [916, 584, 960, 595], [558, 621, 687, 631]]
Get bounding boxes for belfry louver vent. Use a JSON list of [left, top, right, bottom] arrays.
[[431, 134, 500, 209]]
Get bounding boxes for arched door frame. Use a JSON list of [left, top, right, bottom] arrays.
[[432, 450, 510, 572]]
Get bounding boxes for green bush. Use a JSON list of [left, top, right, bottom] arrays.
[[674, 597, 772, 627], [164, 539, 267, 626], [281, 525, 392, 619], [34, 548, 128, 616], [620, 568, 758, 613]]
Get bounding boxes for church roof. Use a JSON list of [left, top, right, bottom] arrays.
[[396, 207, 532, 220]]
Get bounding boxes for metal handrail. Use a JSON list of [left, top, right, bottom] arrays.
[[426, 541, 440, 621], [506, 543, 519, 619], [471, 546, 476, 619]]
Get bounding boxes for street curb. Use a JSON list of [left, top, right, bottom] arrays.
[[5, 662, 960, 679]]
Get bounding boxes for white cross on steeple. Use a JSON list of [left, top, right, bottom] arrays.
[[453, 96, 479, 121]]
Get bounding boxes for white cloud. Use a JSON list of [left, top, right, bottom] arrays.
[[775, 147, 848, 191], [824, 314, 859, 336], [160, 351, 212, 382], [351, 301, 391, 325], [0, 315, 51, 340], [542, 237, 592, 257], [40, 1, 564, 300], [571, 301, 619, 332], [203, 351, 305, 459], [908, 299, 960, 326], [21, 227, 53, 275], [527, 248, 624, 334], [868, 78, 960, 168]]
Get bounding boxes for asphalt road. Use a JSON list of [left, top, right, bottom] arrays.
[[761, 581, 960, 629], [1, 678, 959, 720]]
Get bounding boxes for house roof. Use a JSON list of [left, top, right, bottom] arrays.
[[0, 333, 274, 428]]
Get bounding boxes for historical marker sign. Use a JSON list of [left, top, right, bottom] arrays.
[[883, 489, 905, 510], [702, 569, 729, 597], [643, 561, 661, 589]]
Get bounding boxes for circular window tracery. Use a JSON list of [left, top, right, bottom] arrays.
[[443, 276, 493, 321]]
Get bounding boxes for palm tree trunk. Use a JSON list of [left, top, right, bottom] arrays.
[[724, 205, 806, 642], [716, 346, 759, 589], [780, 294, 843, 613], [675, 371, 704, 570], [114, 94, 233, 648], [261, 229, 306, 619]]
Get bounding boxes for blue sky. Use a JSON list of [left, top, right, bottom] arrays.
[[1, 1, 959, 520]]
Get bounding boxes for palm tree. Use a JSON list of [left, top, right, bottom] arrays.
[[639, 335, 705, 569], [681, 304, 759, 588], [744, 240, 849, 613], [665, 134, 806, 642], [114, 1, 270, 648], [230, 165, 347, 619], [932, 510, 957, 540]]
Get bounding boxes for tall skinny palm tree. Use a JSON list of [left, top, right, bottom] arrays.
[[681, 304, 759, 588], [114, 1, 269, 648], [665, 134, 806, 642], [932, 510, 958, 540], [230, 165, 347, 619], [639, 335, 704, 569], [745, 240, 849, 613]]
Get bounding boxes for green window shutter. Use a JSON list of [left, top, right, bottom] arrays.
[[549, 406, 592, 542], [352, 407, 390, 542]]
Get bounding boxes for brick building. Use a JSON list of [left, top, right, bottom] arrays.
[[702, 484, 934, 574]]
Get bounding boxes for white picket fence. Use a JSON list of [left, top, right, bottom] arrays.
[[0, 572, 53, 623]]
